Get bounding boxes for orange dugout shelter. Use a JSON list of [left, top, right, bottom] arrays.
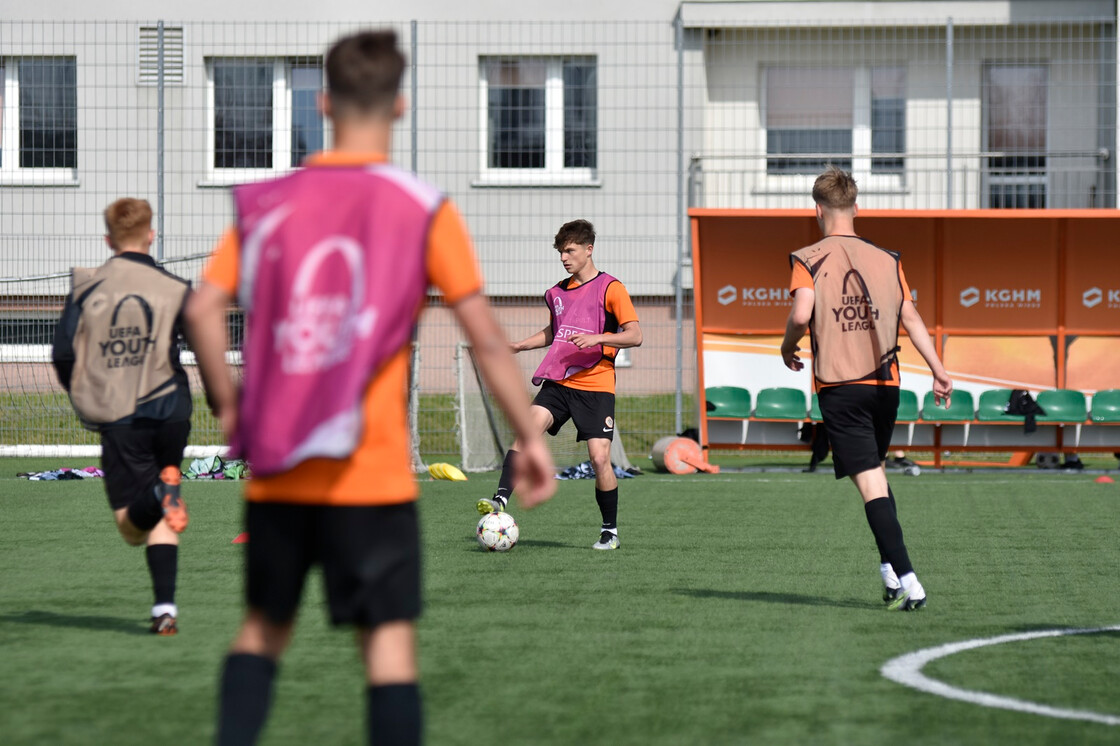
[[690, 209, 1120, 459]]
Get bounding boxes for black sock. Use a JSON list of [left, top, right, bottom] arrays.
[[595, 487, 618, 531], [217, 654, 277, 746], [864, 497, 913, 577], [495, 450, 518, 500], [877, 486, 898, 563], [146, 544, 177, 607], [367, 683, 421, 746], [126, 488, 164, 531]]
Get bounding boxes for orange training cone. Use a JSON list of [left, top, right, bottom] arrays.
[[232, 532, 250, 544], [1093, 475, 1115, 484]]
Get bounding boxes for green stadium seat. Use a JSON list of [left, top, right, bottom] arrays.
[[1090, 389, 1120, 423], [753, 387, 808, 420], [1036, 389, 1088, 423], [896, 390, 919, 423], [921, 390, 974, 422], [705, 386, 752, 419], [810, 393, 822, 422], [976, 389, 1023, 422]]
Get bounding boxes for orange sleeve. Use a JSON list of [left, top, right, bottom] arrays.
[[605, 281, 639, 325], [202, 227, 240, 295], [790, 262, 813, 294], [427, 201, 483, 304], [899, 265, 913, 304]]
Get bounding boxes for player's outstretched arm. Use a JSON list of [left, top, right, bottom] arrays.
[[780, 288, 814, 371], [900, 299, 952, 407], [512, 326, 552, 353], [184, 282, 239, 442], [452, 294, 556, 508]]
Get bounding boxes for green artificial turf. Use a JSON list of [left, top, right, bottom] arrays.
[[0, 462, 1117, 745]]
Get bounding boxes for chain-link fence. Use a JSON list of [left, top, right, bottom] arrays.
[[1, 13, 1115, 464]]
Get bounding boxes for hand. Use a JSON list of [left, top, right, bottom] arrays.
[[933, 372, 953, 408], [781, 343, 804, 372], [218, 405, 239, 445], [513, 436, 556, 509], [567, 333, 601, 350]]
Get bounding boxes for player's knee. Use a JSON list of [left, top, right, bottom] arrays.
[[117, 525, 147, 546]]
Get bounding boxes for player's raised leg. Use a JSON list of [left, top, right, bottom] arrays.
[[588, 437, 620, 550]]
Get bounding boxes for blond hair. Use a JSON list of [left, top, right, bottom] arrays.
[[104, 198, 153, 248], [812, 167, 858, 210]]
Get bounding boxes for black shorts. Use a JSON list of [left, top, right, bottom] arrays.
[[100, 419, 190, 510], [533, 380, 615, 442], [817, 385, 900, 480], [244, 501, 421, 628]]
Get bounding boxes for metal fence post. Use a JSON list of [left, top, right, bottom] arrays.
[[946, 17, 953, 209], [157, 20, 165, 260], [411, 19, 418, 175], [674, 11, 685, 435]]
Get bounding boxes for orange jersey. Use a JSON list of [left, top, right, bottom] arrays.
[[202, 151, 482, 506], [789, 260, 912, 388], [554, 278, 638, 394]]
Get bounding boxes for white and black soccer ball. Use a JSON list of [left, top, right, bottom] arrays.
[[476, 511, 519, 552]]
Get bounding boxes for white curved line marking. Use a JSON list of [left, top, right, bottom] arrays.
[[881, 625, 1120, 726]]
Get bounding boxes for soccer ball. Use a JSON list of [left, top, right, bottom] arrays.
[[476, 511, 519, 552]]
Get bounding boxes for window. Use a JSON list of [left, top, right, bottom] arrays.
[[206, 58, 324, 183], [764, 65, 906, 180], [984, 64, 1047, 208], [0, 57, 78, 184], [478, 57, 597, 185]]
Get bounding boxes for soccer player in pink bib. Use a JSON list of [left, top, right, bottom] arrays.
[[478, 219, 642, 551]]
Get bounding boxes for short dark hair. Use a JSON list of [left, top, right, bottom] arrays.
[[104, 198, 152, 247], [325, 30, 406, 116], [554, 219, 595, 250], [812, 166, 858, 210]]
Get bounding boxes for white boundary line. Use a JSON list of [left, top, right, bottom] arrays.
[[881, 625, 1120, 726]]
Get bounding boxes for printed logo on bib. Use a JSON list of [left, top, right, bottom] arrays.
[[554, 324, 596, 343], [553, 295, 564, 317], [829, 269, 879, 332], [100, 294, 156, 369], [272, 236, 378, 374]]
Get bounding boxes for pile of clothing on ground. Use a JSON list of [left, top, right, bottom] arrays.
[[18, 466, 104, 480], [556, 462, 640, 480], [182, 456, 249, 480]]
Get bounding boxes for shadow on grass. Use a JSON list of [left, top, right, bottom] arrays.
[[672, 587, 870, 610], [0, 610, 148, 636], [459, 536, 577, 551]]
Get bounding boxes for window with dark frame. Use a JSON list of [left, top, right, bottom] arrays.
[[2, 57, 78, 170], [210, 57, 324, 172], [483, 56, 597, 174], [985, 63, 1048, 209]]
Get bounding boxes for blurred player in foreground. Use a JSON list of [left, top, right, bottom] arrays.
[[781, 167, 952, 611], [478, 219, 642, 551], [52, 197, 191, 635], [187, 30, 555, 746]]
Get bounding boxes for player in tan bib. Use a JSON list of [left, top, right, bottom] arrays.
[[781, 167, 952, 611]]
